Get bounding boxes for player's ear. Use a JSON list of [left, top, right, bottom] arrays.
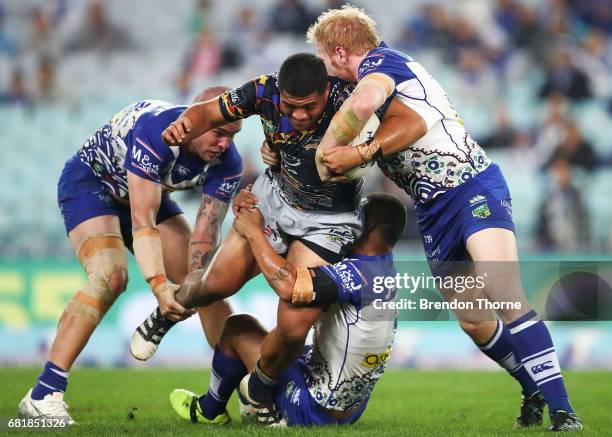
[[335, 46, 347, 62]]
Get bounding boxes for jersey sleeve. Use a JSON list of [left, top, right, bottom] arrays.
[[124, 113, 176, 184], [218, 75, 270, 121], [358, 51, 443, 130], [310, 260, 367, 306], [201, 142, 243, 202]]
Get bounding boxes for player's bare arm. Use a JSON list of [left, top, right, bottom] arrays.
[[320, 97, 428, 176], [162, 98, 228, 146], [232, 207, 298, 303], [127, 172, 194, 321], [188, 194, 229, 272], [317, 73, 394, 157]]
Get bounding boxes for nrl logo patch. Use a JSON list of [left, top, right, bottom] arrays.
[[472, 203, 491, 218]]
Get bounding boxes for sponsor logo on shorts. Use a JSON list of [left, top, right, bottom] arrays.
[[469, 194, 487, 205], [263, 225, 279, 241], [285, 380, 300, 405], [424, 234, 433, 244], [362, 347, 392, 368], [472, 203, 491, 218], [501, 199, 512, 217], [531, 361, 555, 374]]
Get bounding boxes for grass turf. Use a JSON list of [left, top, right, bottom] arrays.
[[0, 369, 610, 436]]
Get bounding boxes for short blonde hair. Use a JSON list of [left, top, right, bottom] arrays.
[[307, 4, 380, 56]]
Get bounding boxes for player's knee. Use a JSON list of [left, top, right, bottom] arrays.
[[220, 313, 259, 343], [71, 233, 128, 326], [108, 268, 128, 295], [277, 315, 310, 345]]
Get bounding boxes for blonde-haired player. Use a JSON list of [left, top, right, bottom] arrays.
[[308, 4, 581, 432]]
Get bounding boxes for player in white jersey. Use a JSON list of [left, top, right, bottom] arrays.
[[18, 88, 242, 424], [168, 191, 404, 426], [305, 5, 581, 432]]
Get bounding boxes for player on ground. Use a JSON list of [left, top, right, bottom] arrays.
[[130, 54, 414, 359], [168, 192, 404, 426], [18, 88, 242, 424], [307, 5, 581, 431]]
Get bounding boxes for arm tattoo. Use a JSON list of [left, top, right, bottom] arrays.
[[271, 261, 295, 285], [189, 195, 229, 271]]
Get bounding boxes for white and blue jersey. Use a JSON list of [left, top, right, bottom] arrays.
[[274, 253, 397, 425], [360, 42, 491, 204], [77, 100, 243, 201], [360, 43, 514, 264], [58, 100, 243, 244]]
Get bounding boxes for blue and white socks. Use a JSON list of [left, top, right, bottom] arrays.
[[508, 310, 574, 413], [478, 319, 539, 396], [31, 361, 69, 400], [198, 347, 247, 420]]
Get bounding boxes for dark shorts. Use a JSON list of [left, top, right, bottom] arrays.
[[416, 163, 515, 264], [274, 350, 368, 426], [57, 155, 183, 249]]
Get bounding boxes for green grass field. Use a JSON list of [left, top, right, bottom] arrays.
[[1, 369, 610, 436]]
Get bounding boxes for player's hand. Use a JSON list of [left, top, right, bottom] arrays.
[[162, 117, 193, 145], [260, 140, 280, 167], [320, 146, 362, 175], [154, 282, 195, 322], [233, 207, 264, 239], [232, 184, 258, 216], [315, 147, 349, 183]]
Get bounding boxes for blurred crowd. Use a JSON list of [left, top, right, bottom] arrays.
[[1, 0, 611, 255]]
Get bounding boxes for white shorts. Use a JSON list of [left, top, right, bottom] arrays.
[[251, 172, 363, 263]]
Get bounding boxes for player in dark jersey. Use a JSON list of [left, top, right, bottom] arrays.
[[18, 88, 243, 424], [167, 192, 405, 427], [130, 54, 416, 361], [307, 5, 582, 432]]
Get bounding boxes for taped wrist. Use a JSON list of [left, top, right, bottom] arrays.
[[132, 226, 167, 293], [292, 267, 339, 305], [356, 138, 383, 164]]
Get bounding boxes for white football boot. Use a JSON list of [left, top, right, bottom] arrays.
[[18, 389, 75, 425]]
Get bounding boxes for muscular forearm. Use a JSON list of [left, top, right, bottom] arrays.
[[244, 231, 296, 300], [188, 195, 228, 271], [320, 74, 395, 151], [374, 111, 427, 156]]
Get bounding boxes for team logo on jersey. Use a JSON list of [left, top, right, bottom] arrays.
[[175, 164, 190, 176], [468, 195, 486, 205], [362, 347, 392, 368], [472, 203, 491, 219], [359, 54, 385, 75]]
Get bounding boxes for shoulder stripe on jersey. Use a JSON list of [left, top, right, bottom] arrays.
[[136, 137, 163, 161]]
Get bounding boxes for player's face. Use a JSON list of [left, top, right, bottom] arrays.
[[188, 121, 241, 161], [315, 43, 352, 82], [280, 89, 329, 131]]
